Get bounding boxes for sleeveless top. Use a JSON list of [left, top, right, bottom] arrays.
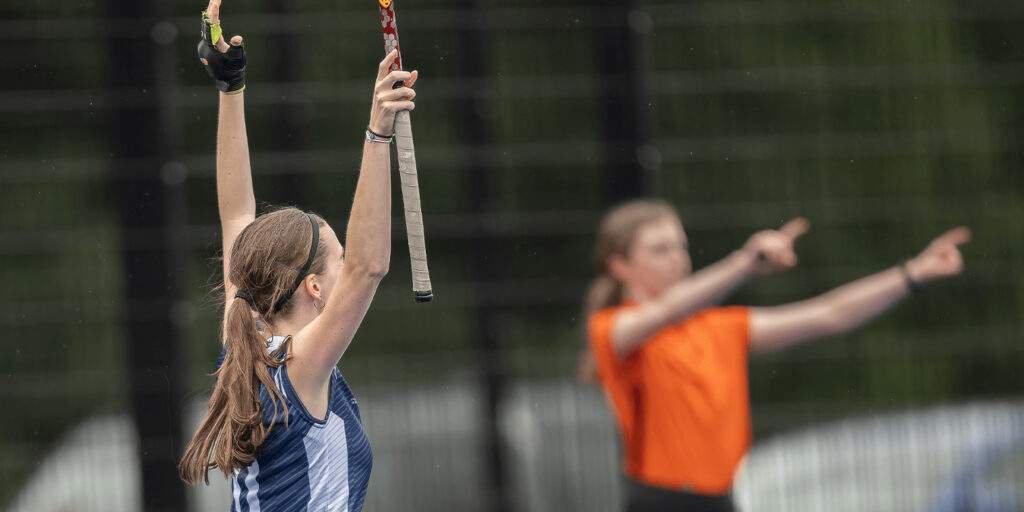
[[217, 336, 373, 511]]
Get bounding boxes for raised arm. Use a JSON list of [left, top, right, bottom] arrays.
[[749, 227, 971, 352], [198, 1, 255, 301], [215, 91, 256, 297], [289, 51, 418, 388], [612, 218, 809, 357]]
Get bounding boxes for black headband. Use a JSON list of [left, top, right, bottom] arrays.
[[272, 214, 320, 313]]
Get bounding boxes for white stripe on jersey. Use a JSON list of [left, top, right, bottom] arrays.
[[232, 469, 243, 511], [303, 412, 350, 511], [245, 460, 261, 512]]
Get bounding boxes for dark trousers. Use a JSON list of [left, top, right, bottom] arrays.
[[624, 477, 736, 512]]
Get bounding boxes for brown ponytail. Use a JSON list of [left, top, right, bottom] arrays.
[[578, 199, 679, 382], [179, 207, 329, 484], [179, 297, 289, 484], [584, 275, 625, 316]]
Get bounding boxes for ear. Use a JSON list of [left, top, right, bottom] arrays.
[[607, 255, 631, 283], [304, 274, 322, 299]]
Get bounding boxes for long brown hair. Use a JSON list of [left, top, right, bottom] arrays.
[[578, 199, 678, 382], [179, 207, 329, 484]]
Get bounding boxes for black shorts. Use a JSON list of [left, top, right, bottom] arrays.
[[624, 477, 736, 512]]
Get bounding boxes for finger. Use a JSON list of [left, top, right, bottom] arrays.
[[778, 217, 810, 241], [230, 35, 243, 46], [952, 253, 964, 272], [377, 49, 400, 80], [938, 251, 964, 276], [943, 250, 963, 266], [771, 250, 797, 268], [758, 247, 788, 267], [933, 226, 972, 248], [405, 70, 419, 89], [382, 101, 416, 113], [776, 249, 797, 267], [376, 87, 416, 103], [379, 69, 413, 88], [207, 0, 222, 23]]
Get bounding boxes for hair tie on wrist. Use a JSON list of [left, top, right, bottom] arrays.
[[365, 127, 394, 143]]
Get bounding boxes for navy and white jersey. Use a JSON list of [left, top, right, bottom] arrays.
[[218, 336, 372, 512]]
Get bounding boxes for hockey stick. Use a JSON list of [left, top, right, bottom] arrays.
[[377, 0, 433, 302]]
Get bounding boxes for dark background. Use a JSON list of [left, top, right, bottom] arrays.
[[1, 0, 1022, 511]]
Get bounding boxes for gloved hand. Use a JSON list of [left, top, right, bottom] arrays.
[[197, 9, 246, 93]]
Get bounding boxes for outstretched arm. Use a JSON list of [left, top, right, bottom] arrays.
[[290, 50, 418, 388], [199, 0, 255, 301], [750, 227, 971, 352], [215, 90, 255, 298], [611, 218, 809, 357]]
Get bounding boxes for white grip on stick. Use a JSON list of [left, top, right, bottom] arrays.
[[393, 109, 433, 302]]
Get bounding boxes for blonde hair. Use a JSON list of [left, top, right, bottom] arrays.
[[584, 199, 679, 314], [579, 199, 679, 382]]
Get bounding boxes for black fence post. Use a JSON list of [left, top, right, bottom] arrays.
[[107, 1, 188, 510], [455, 2, 511, 511], [593, 0, 653, 201], [265, 0, 306, 205]]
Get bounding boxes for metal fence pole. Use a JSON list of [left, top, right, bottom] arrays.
[[456, 2, 511, 510], [107, 1, 188, 510], [593, 0, 652, 200]]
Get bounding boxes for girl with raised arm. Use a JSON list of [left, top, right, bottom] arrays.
[[179, 3, 418, 510], [585, 199, 970, 512]]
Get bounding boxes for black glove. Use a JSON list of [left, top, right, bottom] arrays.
[[197, 11, 246, 93]]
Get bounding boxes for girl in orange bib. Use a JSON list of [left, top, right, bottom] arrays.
[[583, 200, 970, 512]]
